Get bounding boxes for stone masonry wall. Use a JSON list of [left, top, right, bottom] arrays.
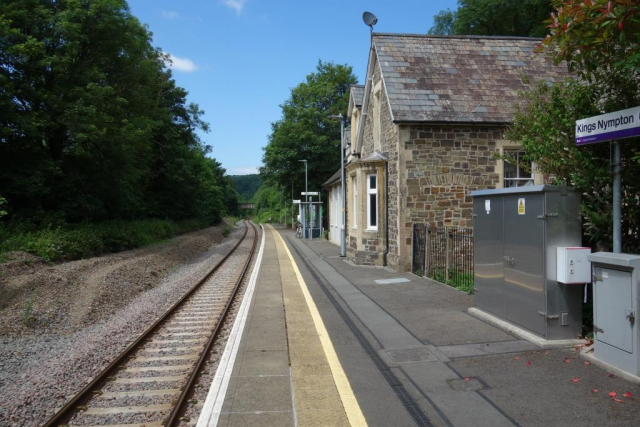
[[393, 124, 504, 271], [347, 56, 398, 267]]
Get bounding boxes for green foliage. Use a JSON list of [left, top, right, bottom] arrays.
[[0, 218, 209, 262], [253, 183, 293, 224], [542, 1, 640, 113], [429, 0, 553, 37], [506, 79, 640, 252], [231, 174, 262, 202], [0, 0, 237, 226], [0, 196, 7, 218], [22, 295, 35, 327], [261, 60, 357, 195], [222, 225, 232, 238], [428, 9, 456, 35], [429, 267, 474, 294]]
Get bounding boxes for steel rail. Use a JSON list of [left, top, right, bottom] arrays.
[[43, 220, 253, 427], [165, 221, 258, 425]]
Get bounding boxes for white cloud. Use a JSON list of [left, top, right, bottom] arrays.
[[229, 166, 259, 175], [165, 54, 198, 73], [221, 0, 246, 15], [162, 10, 180, 20]]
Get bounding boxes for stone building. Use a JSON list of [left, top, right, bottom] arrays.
[[339, 33, 566, 271]]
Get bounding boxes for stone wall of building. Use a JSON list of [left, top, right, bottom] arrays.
[[393, 124, 504, 271], [346, 56, 398, 267]]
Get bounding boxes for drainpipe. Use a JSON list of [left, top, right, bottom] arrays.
[[383, 161, 389, 266]]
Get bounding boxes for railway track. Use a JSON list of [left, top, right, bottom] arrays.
[[43, 220, 258, 427]]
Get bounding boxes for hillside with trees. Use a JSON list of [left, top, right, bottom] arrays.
[[231, 174, 262, 202], [0, 0, 238, 260]]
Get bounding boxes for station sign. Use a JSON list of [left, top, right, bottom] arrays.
[[293, 200, 301, 204], [575, 106, 640, 145], [301, 192, 319, 196]]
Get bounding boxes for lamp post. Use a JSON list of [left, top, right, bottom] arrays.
[[299, 159, 308, 239], [329, 114, 347, 257]]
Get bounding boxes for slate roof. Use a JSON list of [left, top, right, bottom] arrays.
[[322, 169, 341, 188], [351, 85, 365, 107], [373, 33, 567, 123]]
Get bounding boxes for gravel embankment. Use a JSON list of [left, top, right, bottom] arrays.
[[0, 222, 246, 427]]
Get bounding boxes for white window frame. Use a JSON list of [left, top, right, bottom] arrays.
[[366, 173, 378, 231], [352, 176, 358, 229], [503, 149, 534, 188]]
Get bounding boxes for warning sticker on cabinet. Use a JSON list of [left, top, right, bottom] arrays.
[[517, 198, 525, 215]]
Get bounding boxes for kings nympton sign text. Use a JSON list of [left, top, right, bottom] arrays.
[[575, 106, 640, 145]]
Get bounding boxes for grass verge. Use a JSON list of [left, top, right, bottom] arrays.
[[0, 218, 213, 263]]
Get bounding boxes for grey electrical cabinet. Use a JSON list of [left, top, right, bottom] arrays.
[[471, 185, 583, 340], [588, 252, 640, 376]]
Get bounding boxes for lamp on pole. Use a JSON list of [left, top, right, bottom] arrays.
[[299, 159, 308, 238], [329, 114, 347, 257]]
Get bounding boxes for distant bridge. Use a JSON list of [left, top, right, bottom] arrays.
[[239, 203, 255, 210]]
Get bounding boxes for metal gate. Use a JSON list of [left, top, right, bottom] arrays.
[[412, 224, 474, 293]]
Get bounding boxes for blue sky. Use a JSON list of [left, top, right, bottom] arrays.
[[127, 0, 458, 175]]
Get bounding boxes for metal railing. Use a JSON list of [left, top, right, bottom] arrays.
[[412, 224, 474, 293]]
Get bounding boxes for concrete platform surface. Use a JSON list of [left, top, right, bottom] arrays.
[[281, 227, 640, 427]]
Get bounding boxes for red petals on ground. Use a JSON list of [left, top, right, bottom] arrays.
[[583, 361, 591, 365], [563, 359, 571, 363], [514, 356, 519, 360], [571, 378, 581, 383], [609, 391, 617, 397], [464, 377, 471, 381], [526, 361, 532, 366], [612, 397, 625, 404], [609, 374, 616, 378], [592, 389, 599, 393], [623, 392, 633, 398]]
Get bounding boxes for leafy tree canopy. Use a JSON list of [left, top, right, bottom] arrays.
[[0, 0, 237, 224], [541, 0, 640, 112], [429, 0, 553, 37], [260, 60, 357, 197]]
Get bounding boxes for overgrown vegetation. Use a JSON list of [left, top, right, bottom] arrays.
[[0, 219, 210, 262], [0, 1, 238, 241], [429, 268, 475, 294]]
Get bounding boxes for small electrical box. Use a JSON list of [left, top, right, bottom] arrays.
[[557, 247, 591, 284]]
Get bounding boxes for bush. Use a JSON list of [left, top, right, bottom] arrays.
[[0, 218, 211, 262]]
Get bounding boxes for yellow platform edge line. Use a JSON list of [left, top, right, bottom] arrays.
[[269, 225, 368, 427]]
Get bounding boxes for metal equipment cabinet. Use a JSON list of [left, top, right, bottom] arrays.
[[588, 252, 640, 376], [471, 185, 583, 340]]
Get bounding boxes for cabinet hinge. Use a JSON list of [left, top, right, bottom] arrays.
[[594, 325, 604, 334]]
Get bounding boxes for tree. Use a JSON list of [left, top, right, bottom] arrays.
[[260, 61, 357, 197], [506, 0, 640, 252], [0, 0, 236, 224], [428, 9, 456, 35], [541, 0, 640, 113], [429, 0, 553, 37]]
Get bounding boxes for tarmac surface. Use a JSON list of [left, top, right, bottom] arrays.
[[202, 225, 640, 426]]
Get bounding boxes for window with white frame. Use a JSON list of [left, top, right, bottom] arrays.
[[352, 176, 358, 229], [503, 150, 534, 188], [366, 174, 378, 230]]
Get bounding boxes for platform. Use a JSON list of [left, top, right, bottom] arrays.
[[200, 225, 640, 427]]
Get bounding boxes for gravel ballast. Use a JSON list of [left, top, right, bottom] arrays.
[[0, 221, 246, 426]]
